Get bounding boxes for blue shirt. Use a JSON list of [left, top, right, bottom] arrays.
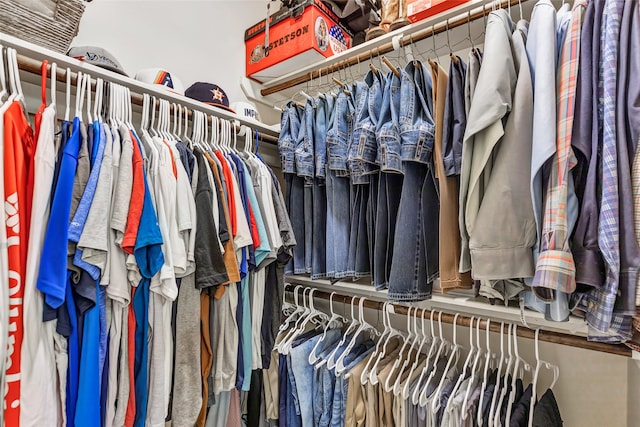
[[37, 117, 81, 309]]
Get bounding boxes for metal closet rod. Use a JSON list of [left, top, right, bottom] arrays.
[[261, 0, 527, 96], [284, 285, 632, 358], [15, 53, 280, 145]]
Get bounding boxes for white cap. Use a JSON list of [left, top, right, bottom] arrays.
[[135, 68, 185, 95]]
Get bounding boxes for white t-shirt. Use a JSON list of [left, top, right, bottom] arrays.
[[20, 104, 59, 426]]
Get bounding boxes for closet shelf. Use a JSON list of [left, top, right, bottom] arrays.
[[284, 275, 632, 358], [260, 0, 529, 96], [0, 31, 280, 144]]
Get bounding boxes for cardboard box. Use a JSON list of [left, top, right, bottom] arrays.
[[407, 0, 471, 23], [245, 0, 352, 83]]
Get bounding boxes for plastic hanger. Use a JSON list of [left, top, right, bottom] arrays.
[[400, 308, 431, 399], [490, 323, 514, 427], [84, 74, 93, 124], [418, 311, 451, 407], [527, 329, 559, 427], [74, 71, 85, 120], [309, 292, 346, 364], [49, 62, 57, 111], [393, 307, 425, 396], [411, 310, 439, 405], [280, 288, 322, 354], [461, 317, 485, 420], [368, 303, 403, 384], [383, 307, 418, 393], [320, 296, 360, 370], [336, 297, 379, 374], [278, 287, 311, 353], [445, 317, 479, 414], [360, 301, 391, 385], [505, 325, 532, 427], [431, 313, 462, 414], [476, 319, 494, 426], [93, 78, 103, 123]]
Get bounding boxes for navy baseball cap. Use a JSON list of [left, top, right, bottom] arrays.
[[185, 82, 236, 113]]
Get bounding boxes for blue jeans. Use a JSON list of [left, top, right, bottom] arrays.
[[285, 173, 307, 274], [312, 178, 327, 279], [287, 354, 303, 427], [326, 169, 351, 278], [348, 183, 371, 277], [290, 335, 323, 427], [388, 161, 439, 301], [327, 89, 354, 176], [373, 172, 404, 290]]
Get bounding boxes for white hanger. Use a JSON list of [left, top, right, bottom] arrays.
[[74, 71, 85, 119], [368, 303, 407, 385], [93, 78, 103, 123], [275, 287, 309, 354], [527, 329, 559, 427], [125, 88, 134, 130], [384, 307, 418, 393], [392, 307, 424, 395], [141, 93, 150, 132], [309, 292, 345, 364], [336, 297, 379, 374], [85, 74, 92, 123], [490, 323, 514, 427], [279, 288, 315, 354], [411, 310, 439, 405], [476, 319, 494, 426], [418, 311, 451, 407], [49, 62, 57, 110], [400, 308, 431, 399], [320, 296, 360, 370], [360, 301, 392, 385], [461, 317, 485, 421], [445, 316, 479, 415], [431, 313, 462, 414], [505, 325, 532, 427]]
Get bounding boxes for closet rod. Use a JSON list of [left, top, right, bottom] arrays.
[[261, 0, 526, 96], [14, 53, 280, 145], [284, 285, 632, 358]]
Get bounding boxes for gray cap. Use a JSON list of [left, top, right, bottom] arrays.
[[67, 46, 127, 76]]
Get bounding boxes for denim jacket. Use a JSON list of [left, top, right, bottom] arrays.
[[327, 88, 355, 177], [377, 71, 403, 173], [278, 103, 301, 174]]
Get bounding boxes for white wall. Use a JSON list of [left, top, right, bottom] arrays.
[[72, 0, 266, 111]]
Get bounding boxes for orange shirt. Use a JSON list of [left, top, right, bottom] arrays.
[[3, 101, 35, 426], [122, 131, 144, 254]]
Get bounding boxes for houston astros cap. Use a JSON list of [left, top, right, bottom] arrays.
[[185, 82, 235, 114], [67, 46, 127, 76], [135, 68, 185, 95]]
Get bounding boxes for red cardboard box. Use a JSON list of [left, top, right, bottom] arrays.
[[407, 0, 471, 23], [245, 0, 351, 83]]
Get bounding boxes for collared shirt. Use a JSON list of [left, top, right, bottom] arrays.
[[587, 0, 625, 333], [532, 2, 586, 295], [527, 0, 559, 261]]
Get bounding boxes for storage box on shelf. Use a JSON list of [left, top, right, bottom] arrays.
[[0, 0, 85, 53], [407, 0, 471, 23], [245, 0, 352, 83]]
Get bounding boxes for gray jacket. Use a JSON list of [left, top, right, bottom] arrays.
[[459, 11, 536, 281]]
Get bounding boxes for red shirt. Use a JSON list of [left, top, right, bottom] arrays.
[[214, 151, 237, 237], [3, 101, 35, 426]]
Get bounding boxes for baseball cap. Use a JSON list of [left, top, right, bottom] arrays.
[[230, 101, 261, 122], [185, 82, 235, 114], [135, 68, 185, 95], [67, 46, 127, 76]]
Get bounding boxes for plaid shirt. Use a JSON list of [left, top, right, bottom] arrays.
[[532, 1, 586, 294], [586, 0, 625, 333]]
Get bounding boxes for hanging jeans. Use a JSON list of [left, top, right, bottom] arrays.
[[388, 62, 439, 301]]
